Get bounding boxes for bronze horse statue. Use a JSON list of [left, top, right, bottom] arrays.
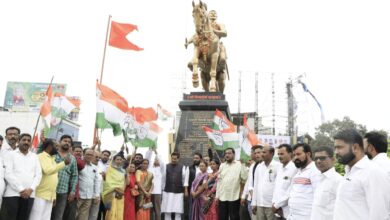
[[186, 1, 227, 93]]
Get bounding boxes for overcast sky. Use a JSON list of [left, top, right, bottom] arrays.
[[1, 0, 389, 152]]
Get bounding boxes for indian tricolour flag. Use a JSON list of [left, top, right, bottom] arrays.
[[130, 121, 162, 148], [50, 93, 80, 125], [157, 104, 172, 121], [40, 84, 53, 132], [96, 82, 128, 136], [203, 126, 239, 151], [212, 109, 236, 132]]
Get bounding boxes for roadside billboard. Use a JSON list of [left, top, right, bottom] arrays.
[[3, 81, 66, 112]]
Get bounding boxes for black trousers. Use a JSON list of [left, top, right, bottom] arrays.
[[0, 196, 34, 220], [97, 200, 106, 220], [218, 199, 240, 220]]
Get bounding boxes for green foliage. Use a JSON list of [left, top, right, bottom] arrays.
[[388, 141, 390, 158], [334, 161, 345, 176], [310, 116, 367, 151]]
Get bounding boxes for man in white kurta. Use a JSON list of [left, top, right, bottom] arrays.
[[333, 129, 390, 220], [161, 152, 189, 220], [310, 147, 342, 220], [146, 149, 165, 220]]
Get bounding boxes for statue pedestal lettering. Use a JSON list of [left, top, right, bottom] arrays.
[[175, 92, 231, 166]]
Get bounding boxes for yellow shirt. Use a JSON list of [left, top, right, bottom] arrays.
[[216, 161, 248, 202], [35, 152, 65, 201]]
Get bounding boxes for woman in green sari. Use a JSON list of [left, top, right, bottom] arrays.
[[136, 159, 154, 220], [102, 153, 126, 220]]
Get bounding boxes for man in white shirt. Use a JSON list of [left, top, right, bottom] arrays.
[[241, 145, 263, 219], [310, 146, 342, 220], [363, 131, 390, 177], [76, 149, 101, 220], [272, 144, 297, 220], [333, 129, 390, 220], [97, 150, 111, 174], [146, 148, 165, 220], [252, 145, 280, 220], [1, 126, 20, 154], [88, 151, 103, 220], [0, 133, 42, 220], [287, 143, 320, 220]]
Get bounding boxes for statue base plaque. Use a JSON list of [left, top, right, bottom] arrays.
[[174, 92, 231, 166]]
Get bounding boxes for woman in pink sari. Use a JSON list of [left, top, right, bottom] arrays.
[[191, 160, 209, 220], [204, 159, 220, 220], [124, 163, 137, 220]]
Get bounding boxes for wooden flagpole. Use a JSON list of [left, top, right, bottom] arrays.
[[32, 76, 54, 142], [93, 15, 112, 148], [99, 14, 112, 84]]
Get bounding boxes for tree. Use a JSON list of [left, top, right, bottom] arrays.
[[310, 116, 367, 149]]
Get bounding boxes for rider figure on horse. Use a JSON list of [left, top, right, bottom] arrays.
[[208, 10, 227, 67]]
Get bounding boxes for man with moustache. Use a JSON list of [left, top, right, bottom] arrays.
[[1, 127, 20, 153], [287, 143, 320, 220], [310, 146, 342, 220], [252, 145, 280, 220], [134, 153, 144, 170], [272, 144, 297, 220], [29, 139, 70, 220], [333, 129, 390, 220], [1, 133, 42, 220], [51, 135, 78, 220], [242, 145, 263, 219], [216, 148, 247, 220], [161, 152, 189, 220], [97, 149, 110, 220], [75, 149, 100, 220], [363, 131, 390, 177]]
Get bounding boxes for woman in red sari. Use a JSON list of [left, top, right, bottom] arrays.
[[124, 163, 137, 220], [204, 159, 220, 220]]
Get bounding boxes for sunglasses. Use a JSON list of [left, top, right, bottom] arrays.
[[314, 156, 331, 161]]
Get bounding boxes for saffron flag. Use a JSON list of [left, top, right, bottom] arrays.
[[203, 126, 239, 151], [109, 21, 143, 51], [128, 107, 157, 123], [212, 109, 236, 132], [96, 82, 128, 136], [157, 104, 173, 121], [40, 84, 53, 132]]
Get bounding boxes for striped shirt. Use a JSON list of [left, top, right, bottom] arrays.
[[288, 161, 320, 218]]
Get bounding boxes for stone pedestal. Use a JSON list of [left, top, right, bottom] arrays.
[[175, 92, 231, 166]]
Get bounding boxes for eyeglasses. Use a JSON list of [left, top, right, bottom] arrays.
[[314, 156, 331, 161]]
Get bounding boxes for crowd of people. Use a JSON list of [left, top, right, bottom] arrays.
[[0, 126, 389, 220]]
